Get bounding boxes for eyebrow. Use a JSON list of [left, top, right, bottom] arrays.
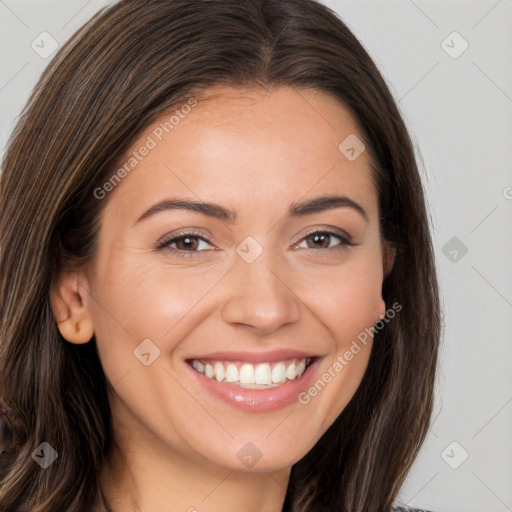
[[134, 194, 369, 225]]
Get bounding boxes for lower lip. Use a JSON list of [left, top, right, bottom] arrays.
[[185, 358, 323, 412]]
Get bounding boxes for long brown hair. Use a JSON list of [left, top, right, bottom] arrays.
[[0, 1, 441, 510]]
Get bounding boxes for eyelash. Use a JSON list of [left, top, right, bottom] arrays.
[[155, 228, 355, 258]]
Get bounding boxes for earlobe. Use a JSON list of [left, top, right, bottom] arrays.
[[57, 316, 95, 344], [50, 271, 94, 344]]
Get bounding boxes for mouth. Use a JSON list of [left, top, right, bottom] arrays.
[[187, 356, 317, 389], [184, 352, 323, 412]]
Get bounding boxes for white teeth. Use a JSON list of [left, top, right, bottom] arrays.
[[214, 362, 225, 382], [192, 360, 205, 373], [271, 362, 286, 384], [286, 361, 296, 380], [254, 363, 272, 385], [225, 363, 238, 383], [239, 363, 255, 384], [190, 357, 312, 387]]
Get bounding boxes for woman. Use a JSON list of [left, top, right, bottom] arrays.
[[0, 0, 440, 511]]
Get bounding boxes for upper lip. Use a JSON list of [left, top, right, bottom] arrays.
[[186, 349, 321, 364]]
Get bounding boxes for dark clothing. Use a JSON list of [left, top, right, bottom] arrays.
[[392, 507, 434, 512]]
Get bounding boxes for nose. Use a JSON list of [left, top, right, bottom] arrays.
[[220, 250, 301, 335]]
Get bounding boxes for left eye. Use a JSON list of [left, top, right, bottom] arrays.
[[295, 231, 350, 250]]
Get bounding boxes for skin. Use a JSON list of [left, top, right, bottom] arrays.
[[51, 84, 395, 512]]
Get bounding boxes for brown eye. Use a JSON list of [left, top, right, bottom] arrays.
[[173, 235, 200, 251], [305, 232, 333, 249], [156, 231, 214, 258], [296, 230, 353, 252]]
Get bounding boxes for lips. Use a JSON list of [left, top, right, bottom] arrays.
[[184, 350, 323, 412], [188, 349, 319, 364]]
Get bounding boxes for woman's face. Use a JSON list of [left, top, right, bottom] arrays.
[[65, 85, 392, 472]]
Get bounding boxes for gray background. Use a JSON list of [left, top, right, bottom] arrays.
[[1, 1, 511, 511]]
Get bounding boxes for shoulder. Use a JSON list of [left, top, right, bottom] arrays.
[[392, 507, 435, 512]]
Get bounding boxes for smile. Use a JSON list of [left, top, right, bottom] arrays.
[[189, 357, 312, 388], [185, 349, 323, 411]]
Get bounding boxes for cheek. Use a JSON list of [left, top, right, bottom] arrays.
[[87, 256, 227, 367], [303, 265, 382, 422], [296, 257, 383, 345]]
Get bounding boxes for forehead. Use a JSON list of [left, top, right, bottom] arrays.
[[102, 85, 377, 224]]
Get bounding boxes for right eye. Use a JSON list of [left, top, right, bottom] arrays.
[[156, 231, 215, 258]]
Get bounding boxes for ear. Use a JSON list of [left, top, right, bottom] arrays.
[[374, 241, 397, 322], [382, 240, 396, 279], [50, 270, 94, 344]]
